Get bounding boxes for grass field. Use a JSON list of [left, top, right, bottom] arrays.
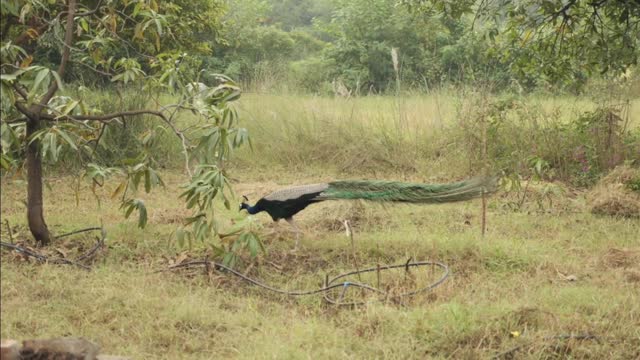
[[233, 92, 640, 182], [2, 92, 640, 359]]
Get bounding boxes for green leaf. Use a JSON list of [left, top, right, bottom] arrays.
[[0, 154, 13, 170], [124, 203, 135, 218], [137, 200, 148, 228], [0, 74, 19, 81], [50, 70, 64, 91], [53, 127, 78, 150], [59, 100, 80, 117], [0, 81, 15, 105], [30, 68, 50, 98], [19, 2, 32, 23], [144, 168, 151, 193], [121, 199, 148, 228], [154, 18, 163, 36], [3, 67, 32, 80], [80, 18, 89, 32]]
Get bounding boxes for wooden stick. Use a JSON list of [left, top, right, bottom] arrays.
[[344, 220, 362, 283], [481, 96, 489, 239], [4, 219, 13, 243], [481, 191, 487, 238]]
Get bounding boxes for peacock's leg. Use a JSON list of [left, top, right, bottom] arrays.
[[285, 217, 301, 249]]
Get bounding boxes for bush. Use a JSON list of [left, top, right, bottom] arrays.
[[454, 95, 640, 187], [289, 57, 335, 93]]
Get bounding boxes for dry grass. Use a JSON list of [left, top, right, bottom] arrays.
[[2, 92, 640, 359], [587, 165, 640, 218], [2, 167, 640, 359], [231, 93, 640, 182]]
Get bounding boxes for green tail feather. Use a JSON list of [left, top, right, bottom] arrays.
[[320, 176, 497, 203]]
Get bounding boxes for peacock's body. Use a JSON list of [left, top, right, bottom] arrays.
[[240, 177, 496, 222]]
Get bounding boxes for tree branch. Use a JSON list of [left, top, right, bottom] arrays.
[[557, 0, 579, 17], [52, 0, 104, 20], [1, 116, 27, 124], [14, 101, 35, 120], [41, 109, 167, 122], [40, 109, 193, 176], [34, 0, 76, 113], [11, 83, 29, 100], [13, 23, 49, 46], [91, 123, 108, 155], [76, 0, 103, 17]]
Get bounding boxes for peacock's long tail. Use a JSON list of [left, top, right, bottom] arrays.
[[318, 176, 497, 203]]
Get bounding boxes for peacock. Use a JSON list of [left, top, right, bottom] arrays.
[[240, 176, 496, 247]]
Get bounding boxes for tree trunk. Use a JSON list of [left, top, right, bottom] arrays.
[[16, 0, 76, 246], [26, 118, 52, 245]]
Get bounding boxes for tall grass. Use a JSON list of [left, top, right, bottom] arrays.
[[233, 91, 640, 185], [234, 93, 459, 178], [49, 84, 639, 186]]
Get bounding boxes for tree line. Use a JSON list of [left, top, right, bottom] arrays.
[[211, 0, 639, 94]]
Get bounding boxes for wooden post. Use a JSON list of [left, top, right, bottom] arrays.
[[344, 220, 362, 283], [481, 97, 489, 239]]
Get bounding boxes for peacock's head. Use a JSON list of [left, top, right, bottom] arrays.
[[239, 195, 250, 212]]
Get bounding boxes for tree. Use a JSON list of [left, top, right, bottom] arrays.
[[214, 0, 298, 85], [1, 0, 253, 253], [316, 0, 449, 92], [401, 0, 640, 83], [267, 0, 333, 30]]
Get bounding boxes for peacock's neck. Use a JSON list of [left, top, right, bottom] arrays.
[[246, 205, 262, 215]]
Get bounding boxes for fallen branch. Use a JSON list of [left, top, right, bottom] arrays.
[[0, 227, 106, 271], [3, 219, 14, 243]]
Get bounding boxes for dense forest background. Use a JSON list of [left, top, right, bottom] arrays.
[[47, 0, 637, 95], [215, 0, 637, 94]]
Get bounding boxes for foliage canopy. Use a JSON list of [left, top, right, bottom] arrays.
[[401, 0, 640, 84]]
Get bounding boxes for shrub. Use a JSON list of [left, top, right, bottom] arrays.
[[453, 94, 640, 187], [289, 57, 335, 93]]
